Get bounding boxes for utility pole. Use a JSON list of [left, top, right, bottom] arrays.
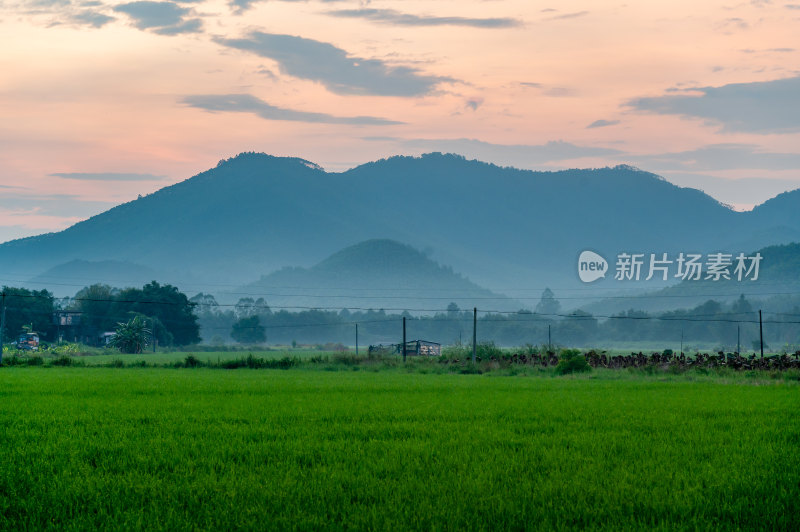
[[472, 307, 477, 364], [0, 292, 5, 365], [152, 318, 156, 353], [680, 329, 683, 355], [355, 323, 358, 356], [737, 325, 740, 355], [402, 316, 407, 363], [759, 309, 764, 358], [548, 324, 552, 352]]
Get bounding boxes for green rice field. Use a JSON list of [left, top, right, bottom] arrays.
[[0, 368, 798, 530]]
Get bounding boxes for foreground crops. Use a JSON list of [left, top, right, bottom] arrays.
[[0, 370, 798, 530]]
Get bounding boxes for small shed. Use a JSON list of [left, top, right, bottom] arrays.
[[99, 332, 116, 346], [53, 311, 82, 327], [368, 340, 441, 357], [403, 340, 442, 357]]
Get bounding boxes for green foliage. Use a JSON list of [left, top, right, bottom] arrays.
[[519, 343, 539, 355], [459, 364, 482, 374], [109, 316, 151, 354], [127, 312, 173, 347], [231, 316, 266, 344], [76, 282, 199, 346], [442, 341, 502, 360], [21, 356, 44, 366], [115, 282, 200, 345], [554, 350, 591, 375], [48, 343, 81, 356], [219, 354, 298, 370], [183, 355, 202, 368], [0, 286, 56, 341]]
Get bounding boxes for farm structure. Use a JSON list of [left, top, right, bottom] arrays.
[[53, 311, 82, 343], [368, 340, 441, 357]]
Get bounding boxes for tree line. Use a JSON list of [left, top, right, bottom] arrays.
[[192, 291, 798, 351], [3, 282, 798, 351], [1, 282, 200, 347]]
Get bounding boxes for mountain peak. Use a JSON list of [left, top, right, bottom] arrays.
[[314, 239, 439, 275], [213, 152, 324, 172]]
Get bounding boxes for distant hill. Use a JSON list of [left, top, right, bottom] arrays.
[[3, 152, 800, 295], [26, 260, 159, 297], [230, 239, 523, 312]]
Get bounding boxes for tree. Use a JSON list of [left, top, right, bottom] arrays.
[[235, 298, 256, 318], [556, 310, 598, 345], [189, 293, 220, 315], [731, 294, 753, 315], [110, 316, 151, 354], [231, 315, 266, 344], [1, 286, 56, 342], [75, 284, 117, 340], [535, 288, 561, 315], [127, 312, 173, 347], [111, 282, 200, 346]]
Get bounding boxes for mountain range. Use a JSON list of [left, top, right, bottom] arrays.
[[4, 152, 800, 306]]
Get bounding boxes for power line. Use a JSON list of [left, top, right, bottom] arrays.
[[6, 272, 800, 293]]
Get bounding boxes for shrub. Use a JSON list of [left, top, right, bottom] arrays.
[[442, 345, 469, 359], [554, 351, 591, 375], [332, 353, 360, 366], [221, 358, 246, 369], [459, 364, 482, 375], [443, 341, 503, 360], [51, 356, 73, 367], [477, 341, 503, 359], [520, 343, 539, 355], [262, 357, 297, 370], [110, 316, 150, 354], [184, 355, 202, 368], [218, 355, 298, 370]]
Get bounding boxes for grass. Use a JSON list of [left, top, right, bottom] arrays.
[[0, 368, 798, 530], [1, 348, 342, 367]]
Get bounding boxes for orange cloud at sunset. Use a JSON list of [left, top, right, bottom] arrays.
[[2, 0, 800, 240]]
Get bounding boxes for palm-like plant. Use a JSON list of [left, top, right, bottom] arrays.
[[110, 316, 151, 354]]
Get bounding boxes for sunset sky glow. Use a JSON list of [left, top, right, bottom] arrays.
[[2, 0, 800, 241]]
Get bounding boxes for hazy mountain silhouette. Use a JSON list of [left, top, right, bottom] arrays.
[[27, 260, 159, 297], [230, 239, 522, 311], [3, 152, 800, 297]]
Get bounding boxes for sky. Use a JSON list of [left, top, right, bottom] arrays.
[[1, 0, 800, 242]]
